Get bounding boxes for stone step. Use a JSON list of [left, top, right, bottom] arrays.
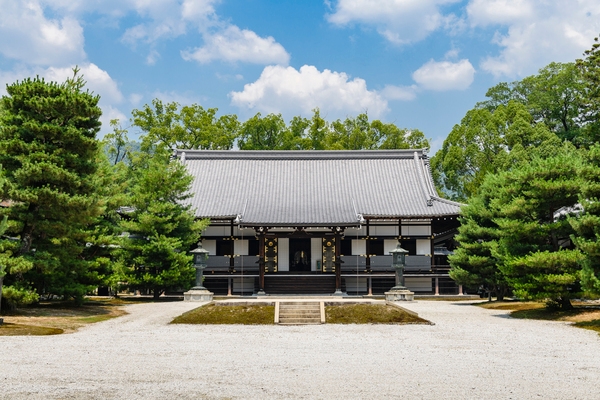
[[276, 301, 324, 325], [279, 312, 321, 318], [279, 321, 322, 325], [279, 305, 320, 311]]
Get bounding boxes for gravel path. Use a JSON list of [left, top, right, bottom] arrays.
[[1, 300, 599, 399]]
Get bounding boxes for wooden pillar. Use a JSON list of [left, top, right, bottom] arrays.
[[227, 277, 232, 296], [229, 220, 235, 272], [435, 277, 440, 296], [334, 229, 343, 294], [258, 230, 266, 295], [367, 274, 373, 296], [365, 220, 371, 271]]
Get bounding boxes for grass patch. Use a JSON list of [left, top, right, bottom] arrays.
[[0, 322, 63, 336], [476, 300, 600, 335], [0, 297, 128, 335], [477, 300, 546, 312], [574, 319, 600, 334], [326, 304, 430, 324], [171, 304, 275, 325]]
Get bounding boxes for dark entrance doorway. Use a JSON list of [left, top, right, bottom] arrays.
[[289, 238, 311, 272]]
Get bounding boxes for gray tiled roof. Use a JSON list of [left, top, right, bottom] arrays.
[[175, 150, 461, 226]]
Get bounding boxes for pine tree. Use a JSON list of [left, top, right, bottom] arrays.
[[570, 144, 600, 296], [115, 151, 208, 299], [448, 195, 508, 300], [0, 69, 103, 304], [494, 150, 584, 309]]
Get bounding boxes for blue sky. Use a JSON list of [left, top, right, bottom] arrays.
[[1, 0, 599, 152]]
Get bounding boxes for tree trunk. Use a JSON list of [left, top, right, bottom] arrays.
[[560, 297, 573, 310], [0, 275, 4, 313], [153, 288, 161, 300]]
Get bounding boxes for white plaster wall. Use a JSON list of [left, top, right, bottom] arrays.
[[383, 239, 398, 255], [371, 225, 398, 236], [401, 225, 431, 236], [202, 240, 217, 256], [416, 239, 431, 255], [204, 226, 229, 237], [311, 238, 322, 271], [352, 239, 366, 256], [234, 240, 248, 256], [278, 238, 289, 272]]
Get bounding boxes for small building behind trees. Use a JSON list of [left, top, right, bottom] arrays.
[[175, 149, 462, 295]]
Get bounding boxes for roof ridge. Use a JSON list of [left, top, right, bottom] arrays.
[[174, 149, 427, 160]]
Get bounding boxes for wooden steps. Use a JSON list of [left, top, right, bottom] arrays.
[[276, 301, 324, 325], [265, 275, 336, 294]]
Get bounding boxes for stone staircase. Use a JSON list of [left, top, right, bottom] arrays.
[[276, 301, 324, 325]]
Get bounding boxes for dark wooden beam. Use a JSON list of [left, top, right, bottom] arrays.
[[257, 229, 266, 295]]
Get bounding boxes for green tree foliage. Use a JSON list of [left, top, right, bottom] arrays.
[[237, 109, 429, 151], [104, 119, 134, 165], [114, 152, 208, 299], [238, 112, 288, 150], [570, 144, 600, 296], [577, 36, 600, 145], [132, 99, 240, 152], [431, 101, 560, 201], [448, 195, 508, 300], [451, 148, 584, 309], [0, 70, 104, 304], [478, 62, 585, 143]]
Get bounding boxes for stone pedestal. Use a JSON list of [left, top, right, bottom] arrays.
[[184, 288, 213, 302], [384, 289, 415, 301]]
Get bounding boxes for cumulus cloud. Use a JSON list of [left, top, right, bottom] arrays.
[[120, 0, 218, 44], [230, 65, 388, 118], [0, 0, 85, 66], [467, 0, 535, 26], [380, 85, 418, 101], [43, 63, 124, 104], [327, 0, 461, 45], [182, 25, 290, 65], [412, 59, 475, 91], [467, 0, 600, 77]]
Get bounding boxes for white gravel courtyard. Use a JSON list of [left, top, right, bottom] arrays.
[[1, 299, 599, 399]]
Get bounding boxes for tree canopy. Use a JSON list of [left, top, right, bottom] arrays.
[[431, 101, 560, 201], [0, 70, 104, 304], [450, 146, 585, 309]]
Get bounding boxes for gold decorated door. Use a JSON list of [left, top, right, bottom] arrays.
[[265, 238, 278, 272], [322, 237, 335, 272]]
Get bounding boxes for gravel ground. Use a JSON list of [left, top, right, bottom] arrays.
[[1, 299, 599, 400]]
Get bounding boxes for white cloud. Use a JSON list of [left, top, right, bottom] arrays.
[[467, 0, 535, 26], [129, 93, 144, 107], [182, 25, 290, 65], [151, 90, 204, 106], [43, 63, 124, 104], [468, 0, 600, 77], [121, 0, 218, 44], [99, 105, 128, 133], [327, 0, 460, 44], [230, 65, 388, 118], [412, 59, 475, 91], [380, 85, 418, 101], [0, 0, 85, 66]]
